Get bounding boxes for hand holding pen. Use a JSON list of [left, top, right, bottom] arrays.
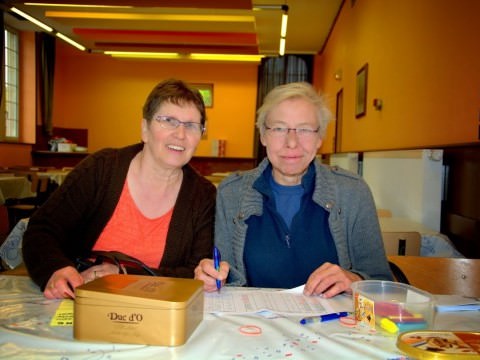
[[193, 248, 229, 293]]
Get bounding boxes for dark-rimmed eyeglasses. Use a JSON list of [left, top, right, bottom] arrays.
[[264, 125, 320, 139], [154, 115, 205, 135]]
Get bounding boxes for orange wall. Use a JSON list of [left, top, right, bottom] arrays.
[[52, 42, 258, 158], [314, 0, 480, 153], [0, 143, 31, 167]]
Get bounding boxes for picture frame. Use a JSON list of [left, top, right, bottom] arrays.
[[190, 83, 213, 108], [355, 63, 368, 118]]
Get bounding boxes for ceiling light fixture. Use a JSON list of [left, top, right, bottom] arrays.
[[25, 3, 133, 8], [104, 51, 263, 63], [56, 32, 86, 51], [279, 38, 286, 57], [45, 11, 254, 23], [10, 7, 88, 51], [10, 7, 53, 32], [280, 13, 288, 37], [104, 51, 182, 60], [279, 5, 288, 56], [189, 53, 264, 62]]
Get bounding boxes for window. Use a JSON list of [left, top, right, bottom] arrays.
[[2, 27, 19, 140]]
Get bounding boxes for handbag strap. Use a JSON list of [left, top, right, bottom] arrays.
[[77, 250, 157, 276]]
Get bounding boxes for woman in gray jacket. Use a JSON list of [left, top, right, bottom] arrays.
[[195, 82, 392, 298]]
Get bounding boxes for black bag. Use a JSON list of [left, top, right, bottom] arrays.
[[75, 250, 157, 276]]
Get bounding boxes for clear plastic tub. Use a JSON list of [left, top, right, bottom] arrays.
[[351, 280, 435, 334]]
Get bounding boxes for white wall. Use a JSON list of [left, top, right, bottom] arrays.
[[330, 150, 444, 231]]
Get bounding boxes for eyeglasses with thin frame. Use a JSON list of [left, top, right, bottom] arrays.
[[154, 115, 205, 135], [264, 125, 320, 139]]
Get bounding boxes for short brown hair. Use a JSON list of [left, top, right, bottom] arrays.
[[142, 79, 206, 125]]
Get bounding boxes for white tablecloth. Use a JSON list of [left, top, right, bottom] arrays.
[[1, 276, 479, 359], [0, 176, 34, 205], [37, 170, 70, 186]]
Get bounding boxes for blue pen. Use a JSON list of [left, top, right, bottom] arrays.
[[300, 312, 348, 325], [213, 246, 221, 293]]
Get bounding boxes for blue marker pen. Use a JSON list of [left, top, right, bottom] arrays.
[[213, 246, 221, 293], [300, 312, 348, 325]]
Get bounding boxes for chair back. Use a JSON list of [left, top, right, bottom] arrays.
[[12, 171, 54, 205], [388, 255, 480, 297], [382, 231, 422, 256], [5, 171, 58, 231]]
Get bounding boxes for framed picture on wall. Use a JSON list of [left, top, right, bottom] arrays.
[[190, 83, 213, 108], [355, 63, 368, 118]]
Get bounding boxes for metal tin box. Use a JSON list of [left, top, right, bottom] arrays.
[[74, 274, 204, 346]]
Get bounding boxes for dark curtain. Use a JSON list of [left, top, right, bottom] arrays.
[[254, 55, 313, 164], [35, 32, 56, 136]]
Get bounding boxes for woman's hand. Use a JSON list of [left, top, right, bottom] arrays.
[[44, 262, 120, 299], [44, 266, 84, 299], [303, 262, 362, 298], [194, 258, 229, 292], [80, 262, 120, 284]]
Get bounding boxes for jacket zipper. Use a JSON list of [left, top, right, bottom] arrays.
[[285, 234, 291, 248]]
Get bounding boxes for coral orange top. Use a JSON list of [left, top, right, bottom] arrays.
[[93, 182, 173, 268]]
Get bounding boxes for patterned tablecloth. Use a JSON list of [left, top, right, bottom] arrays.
[[0, 276, 479, 359]]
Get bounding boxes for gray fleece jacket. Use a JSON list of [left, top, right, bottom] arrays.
[[215, 157, 393, 286]]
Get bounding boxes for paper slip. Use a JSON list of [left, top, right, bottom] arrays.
[[435, 295, 480, 312], [204, 287, 336, 316], [50, 299, 74, 326]]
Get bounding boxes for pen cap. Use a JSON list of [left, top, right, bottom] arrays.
[[351, 280, 435, 333]]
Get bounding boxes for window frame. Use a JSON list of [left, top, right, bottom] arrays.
[[1, 25, 20, 141]]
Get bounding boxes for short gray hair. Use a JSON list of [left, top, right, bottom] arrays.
[[256, 82, 332, 138]]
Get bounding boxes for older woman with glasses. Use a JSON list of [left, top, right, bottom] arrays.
[[23, 79, 216, 299], [195, 82, 392, 298]]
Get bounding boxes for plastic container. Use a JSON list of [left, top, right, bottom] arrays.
[[351, 280, 435, 334]]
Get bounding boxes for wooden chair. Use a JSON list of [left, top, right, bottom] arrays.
[[4, 171, 57, 231], [382, 231, 422, 256], [388, 255, 480, 297]]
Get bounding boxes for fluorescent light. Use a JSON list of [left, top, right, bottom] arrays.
[[25, 3, 133, 8], [279, 38, 286, 56], [104, 51, 263, 63], [56, 32, 86, 51], [11, 6, 87, 51], [189, 53, 264, 62], [10, 7, 53, 32], [46, 11, 254, 23], [280, 13, 288, 38], [105, 51, 182, 60]]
